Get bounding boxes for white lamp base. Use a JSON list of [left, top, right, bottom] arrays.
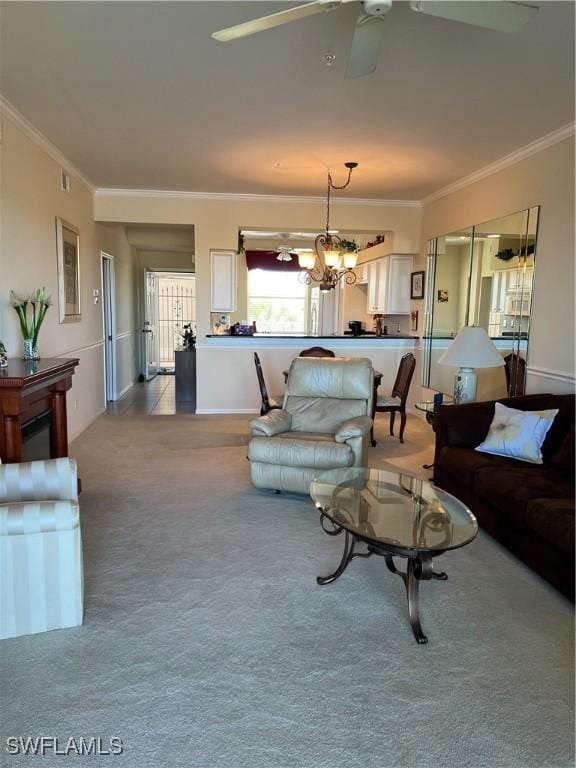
[[454, 367, 477, 404]]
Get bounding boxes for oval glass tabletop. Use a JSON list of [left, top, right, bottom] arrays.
[[310, 467, 477, 553]]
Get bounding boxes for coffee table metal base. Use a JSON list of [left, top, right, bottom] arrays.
[[317, 513, 448, 644]]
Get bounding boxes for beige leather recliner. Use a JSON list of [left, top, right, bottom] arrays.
[[248, 356, 374, 494]]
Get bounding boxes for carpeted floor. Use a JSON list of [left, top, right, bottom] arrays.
[[1, 410, 574, 768]]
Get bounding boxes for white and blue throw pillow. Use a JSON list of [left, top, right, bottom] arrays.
[[475, 402, 558, 464]]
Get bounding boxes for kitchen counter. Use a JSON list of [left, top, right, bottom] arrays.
[[205, 334, 418, 340]]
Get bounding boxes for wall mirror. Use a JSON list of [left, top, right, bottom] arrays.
[[422, 206, 539, 400]]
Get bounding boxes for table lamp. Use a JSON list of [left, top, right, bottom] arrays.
[[438, 326, 504, 404]]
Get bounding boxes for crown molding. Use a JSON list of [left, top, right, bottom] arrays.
[[422, 122, 576, 206], [0, 95, 96, 193], [94, 187, 421, 208], [4, 89, 571, 209]]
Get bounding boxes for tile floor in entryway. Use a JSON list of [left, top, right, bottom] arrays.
[[106, 375, 196, 416]]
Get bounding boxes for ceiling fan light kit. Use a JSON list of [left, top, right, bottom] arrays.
[[212, 1, 539, 79]]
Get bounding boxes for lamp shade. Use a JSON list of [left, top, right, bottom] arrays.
[[298, 252, 316, 270], [438, 326, 504, 369], [343, 251, 358, 269], [323, 248, 341, 268]]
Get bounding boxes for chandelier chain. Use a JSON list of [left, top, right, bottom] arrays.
[[325, 166, 355, 234]]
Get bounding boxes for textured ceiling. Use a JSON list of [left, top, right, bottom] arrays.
[[1, 1, 574, 199]]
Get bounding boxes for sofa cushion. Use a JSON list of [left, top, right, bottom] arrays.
[[435, 446, 535, 491], [538, 394, 575, 462], [248, 436, 353, 469], [550, 424, 575, 474], [526, 498, 575, 556], [472, 466, 574, 524]]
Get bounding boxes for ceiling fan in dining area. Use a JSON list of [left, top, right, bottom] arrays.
[[212, 0, 539, 79]]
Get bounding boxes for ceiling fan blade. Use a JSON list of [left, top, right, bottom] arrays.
[[345, 14, 386, 80], [408, 1, 539, 34], [212, 0, 343, 42]]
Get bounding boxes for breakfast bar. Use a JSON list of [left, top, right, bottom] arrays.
[[195, 334, 419, 413]]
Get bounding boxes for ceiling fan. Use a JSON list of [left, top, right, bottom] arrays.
[[212, 1, 539, 79]]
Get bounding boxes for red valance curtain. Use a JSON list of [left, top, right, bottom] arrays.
[[245, 250, 301, 272]]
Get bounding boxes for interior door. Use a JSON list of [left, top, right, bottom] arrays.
[[143, 270, 159, 381]]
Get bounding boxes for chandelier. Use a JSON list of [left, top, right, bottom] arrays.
[[298, 162, 359, 292]]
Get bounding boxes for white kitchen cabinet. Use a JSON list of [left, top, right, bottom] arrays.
[[210, 249, 236, 312], [366, 255, 413, 314], [387, 255, 413, 314]]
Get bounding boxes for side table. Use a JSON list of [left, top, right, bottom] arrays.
[[415, 400, 452, 469]]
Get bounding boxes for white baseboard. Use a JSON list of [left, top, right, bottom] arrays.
[[116, 381, 136, 400]]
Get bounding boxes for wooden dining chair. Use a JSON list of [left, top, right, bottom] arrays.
[[299, 346, 336, 358], [504, 352, 526, 397], [374, 353, 416, 444], [254, 353, 283, 416]]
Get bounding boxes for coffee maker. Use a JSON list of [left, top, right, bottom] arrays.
[[348, 321, 363, 336]]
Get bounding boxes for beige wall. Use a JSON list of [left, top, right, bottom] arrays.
[[98, 223, 139, 396], [417, 137, 575, 395], [1, 114, 106, 439], [2, 102, 572, 425], [94, 193, 422, 336], [0, 115, 140, 438], [94, 193, 422, 409]]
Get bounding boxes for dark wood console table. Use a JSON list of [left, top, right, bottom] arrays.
[[0, 357, 79, 463]]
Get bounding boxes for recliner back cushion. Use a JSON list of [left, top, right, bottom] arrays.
[[286, 396, 368, 434], [286, 357, 373, 400]]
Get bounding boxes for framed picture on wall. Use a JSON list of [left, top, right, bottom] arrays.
[[56, 217, 81, 323], [410, 270, 425, 300]]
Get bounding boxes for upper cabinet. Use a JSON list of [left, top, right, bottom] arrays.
[[210, 250, 236, 312], [365, 255, 413, 314]]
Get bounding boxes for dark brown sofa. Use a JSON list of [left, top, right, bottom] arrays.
[[433, 393, 575, 600]]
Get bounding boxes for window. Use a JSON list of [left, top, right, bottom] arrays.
[[248, 269, 308, 334]]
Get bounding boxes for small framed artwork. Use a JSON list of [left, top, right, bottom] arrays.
[[56, 217, 81, 323], [410, 310, 419, 332], [410, 270, 425, 300], [437, 289, 449, 303]]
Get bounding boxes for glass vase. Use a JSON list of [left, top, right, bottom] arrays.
[[23, 338, 40, 360]]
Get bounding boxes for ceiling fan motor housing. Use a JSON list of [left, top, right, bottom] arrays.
[[363, 0, 393, 17]]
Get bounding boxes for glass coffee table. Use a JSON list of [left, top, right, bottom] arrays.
[[310, 468, 478, 644]]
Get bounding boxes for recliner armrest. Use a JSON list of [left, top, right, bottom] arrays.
[[334, 416, 373, 443], [249, 409, 292, 437]]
